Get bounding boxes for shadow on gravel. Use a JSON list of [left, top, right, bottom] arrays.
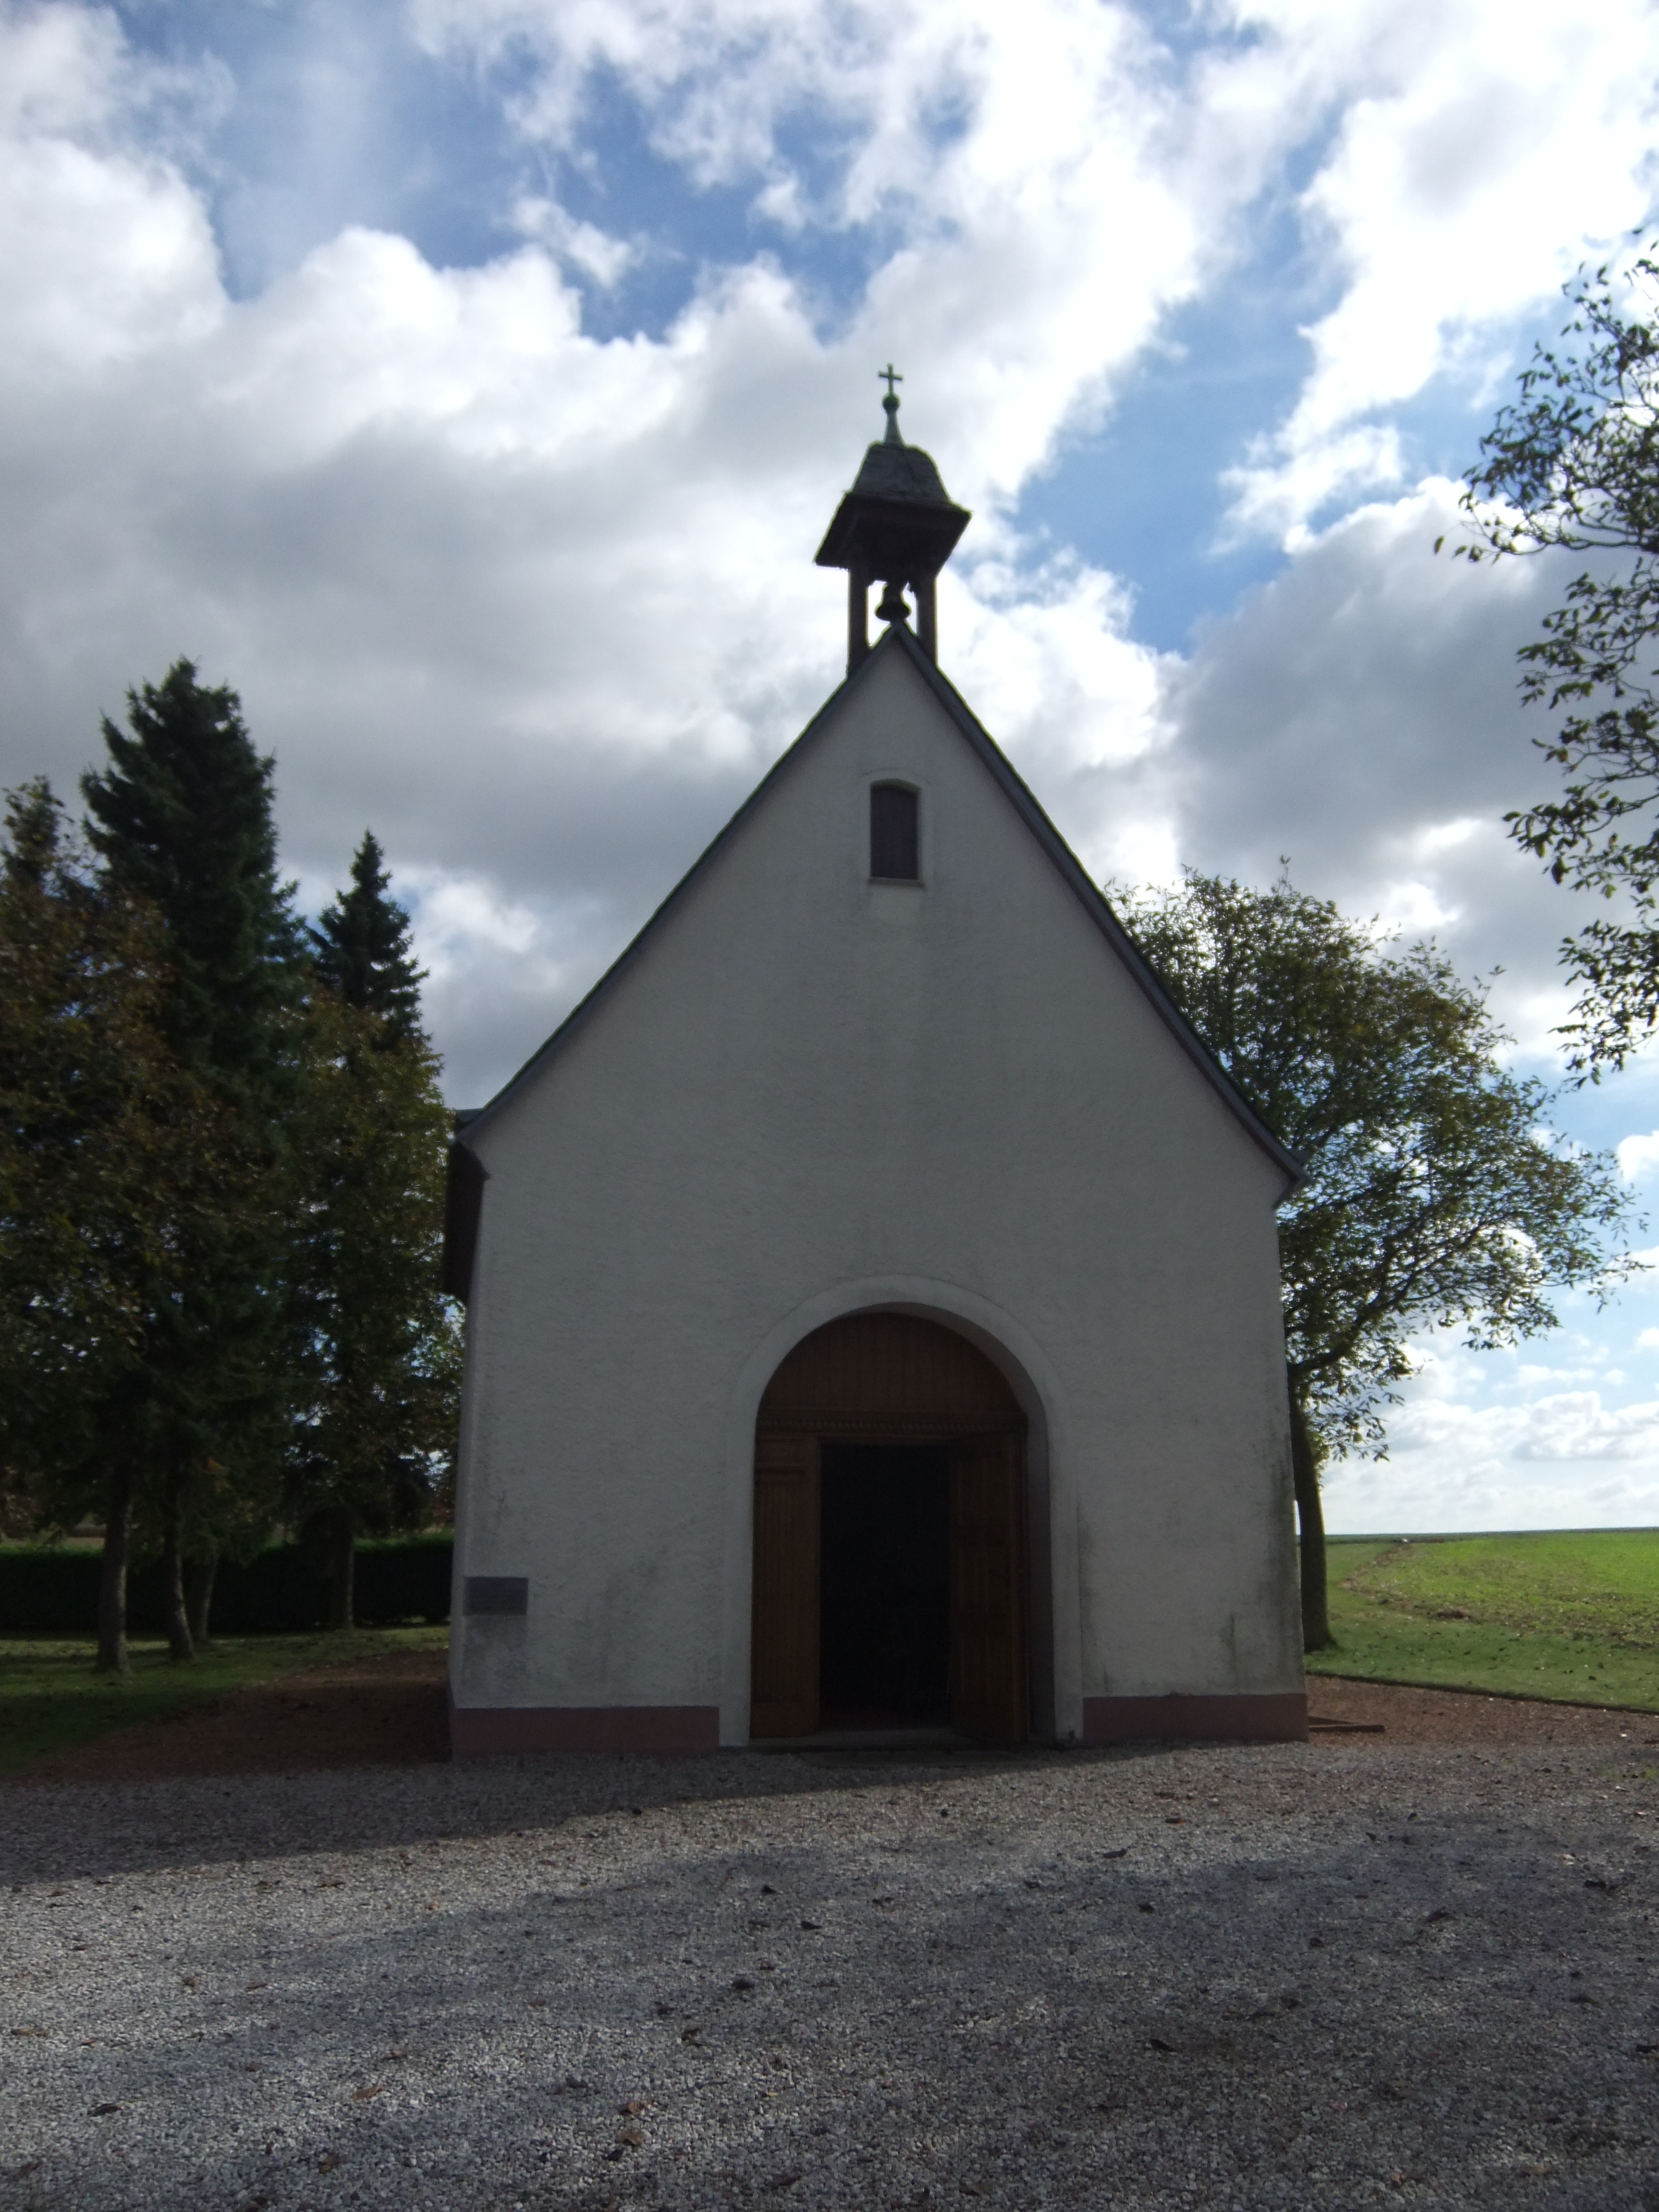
[[5, 1750, 1655, 2212], [0, 1739, 1193, 1885], [3, 1663, 1644, 1888]]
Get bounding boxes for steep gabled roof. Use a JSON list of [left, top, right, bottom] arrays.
[[448, 625, 1301, 1278]]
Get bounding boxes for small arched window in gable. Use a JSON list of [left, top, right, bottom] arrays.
[[870, 782, 920, 882]]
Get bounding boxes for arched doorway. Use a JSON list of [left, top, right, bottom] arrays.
[[750, 1312, 1029, 1743]]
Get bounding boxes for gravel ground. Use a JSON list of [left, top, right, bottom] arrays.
[[3, 1734, 1658, 2211]]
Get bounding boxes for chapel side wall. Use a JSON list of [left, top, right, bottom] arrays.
[[449, 644, 1302, 1739]]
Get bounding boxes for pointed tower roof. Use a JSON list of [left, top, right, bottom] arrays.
[[815, 369, 971, 580]]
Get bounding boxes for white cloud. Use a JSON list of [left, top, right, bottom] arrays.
[[1322, 1453, 1659, 1534], [416, 0, 1227, 514], [510, 196, 635, 286], [0, 8, 223, 373], [0, 2, 121, 135], [1321, 1384, 1659, 1532], [1507, 1392, 1659, 1463], [1155, 477, 1599, 1051], [418, 0, 1659, 546], [1225, 0, 1659, 537], [1619, 1130, 1659, 1182]]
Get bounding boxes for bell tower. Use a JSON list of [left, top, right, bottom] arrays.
[[815, 368, 971, 675]]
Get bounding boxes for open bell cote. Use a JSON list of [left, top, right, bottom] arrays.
[[815, 369, 971, 674]]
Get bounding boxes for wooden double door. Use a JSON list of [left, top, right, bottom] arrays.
[[750, 1314, 1029, 1745]]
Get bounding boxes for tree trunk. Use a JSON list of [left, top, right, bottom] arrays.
[[326, 1507, 356, 1631], [96, 1459, 136, 1675], [184, 1554, 217, 1647], [161, 1484, 194, 1662], [1290, 1390, 1336, 1652]]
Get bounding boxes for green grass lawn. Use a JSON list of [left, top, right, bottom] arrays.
[[0, 1624, 448, 1773], [1309, 1531, 1659, 1711], [8, 1536, 1658, 1765]]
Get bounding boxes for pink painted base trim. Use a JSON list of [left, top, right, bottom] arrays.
[[1082, 1692, 1308, 1745], [449, 1697, 721, 1756]]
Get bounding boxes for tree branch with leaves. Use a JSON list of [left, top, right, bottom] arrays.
[[1118, 870, 1637, 1649], [1457, 245, 1659, 1069]]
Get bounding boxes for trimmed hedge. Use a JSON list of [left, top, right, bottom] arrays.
[[0, 1535, 452, 1635]]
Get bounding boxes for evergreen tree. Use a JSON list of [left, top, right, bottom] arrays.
[[286, 988, 460, 1626], [84, 661, 300, 1092], [79, 662, 302, 1661], [0, 784, 230, 1670], [289, 836, 453, 1624], [309, 831, 425, 1039]]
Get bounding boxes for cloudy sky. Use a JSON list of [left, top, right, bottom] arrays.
[[7, 0, 1659, 1531]]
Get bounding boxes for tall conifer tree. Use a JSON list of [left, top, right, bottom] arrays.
[[81, 662, 301, 1661], [84, 662, 299, 1092], [309, 831, 425, 1037], [290, 834, 455, 1626]]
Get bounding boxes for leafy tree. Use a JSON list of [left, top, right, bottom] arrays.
[[0, 784, 229, 1670], [1458, 246, 1659, 1070], [1119, 870, 1636, 1650], [309, 830, 426, 1038], [287, 842, 456, 1626], [80, 662, 302, 1660]]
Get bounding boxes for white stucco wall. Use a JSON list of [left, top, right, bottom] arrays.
[[451, 638, 1303, 1742]]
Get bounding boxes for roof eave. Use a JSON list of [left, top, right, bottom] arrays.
[[814, 493, 972, 574]]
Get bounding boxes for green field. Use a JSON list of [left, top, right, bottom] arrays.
[[5, 1537, 1657, 1771], [0, 1625, 447, 1773], [1310, 1531, 1659, 1710]]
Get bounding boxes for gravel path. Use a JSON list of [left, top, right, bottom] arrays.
[[3, 1735, 1658, 2211]]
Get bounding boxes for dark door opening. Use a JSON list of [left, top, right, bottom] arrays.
[[819, 1444, 950, 1728]]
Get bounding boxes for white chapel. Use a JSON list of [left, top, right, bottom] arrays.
[[442, 385, 1308, 1755]]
